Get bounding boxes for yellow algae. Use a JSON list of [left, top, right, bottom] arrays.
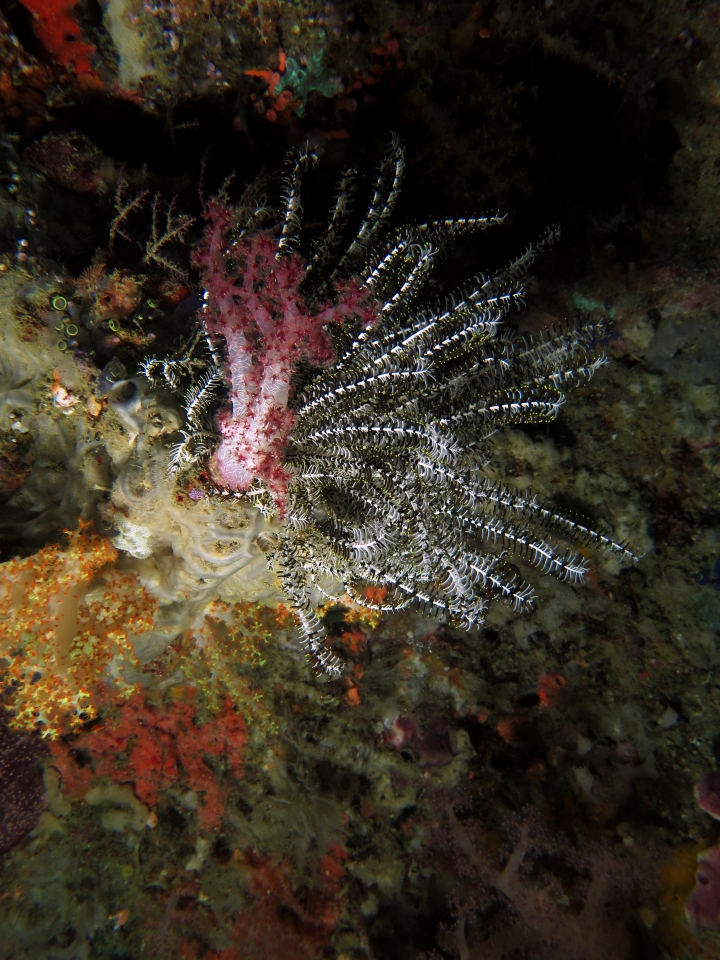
[[177, 600, 281, 733]]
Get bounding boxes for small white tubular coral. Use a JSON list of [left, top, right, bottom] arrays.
[[108, 383, 281, 611], [112, 451, 280, 607], [132, 139, 637, 678]]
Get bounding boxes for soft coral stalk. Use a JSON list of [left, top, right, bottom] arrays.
[[194, 199, 375, 507]]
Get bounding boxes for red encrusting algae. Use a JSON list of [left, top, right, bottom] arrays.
[[50, 691, 247, 830], [223, 847, 348, 960], [17, 0, 96, 76]]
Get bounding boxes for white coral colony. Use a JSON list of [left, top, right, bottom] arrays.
[[135, 138, 636, 677]]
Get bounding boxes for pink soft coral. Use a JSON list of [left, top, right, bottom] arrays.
[[194, 199, 376, 508]]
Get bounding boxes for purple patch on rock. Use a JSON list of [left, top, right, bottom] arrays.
[[695, 770, 720, 819], [686, 846, 720, 930], [388, 715, 453, 766], [0, 715, 47, 855]]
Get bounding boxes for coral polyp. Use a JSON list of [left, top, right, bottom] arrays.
[[0, 529, 154, 737], [140, 139, 636, 678]]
